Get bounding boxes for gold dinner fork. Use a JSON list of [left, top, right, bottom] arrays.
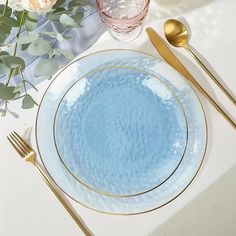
[[7, 131, 92, 236]]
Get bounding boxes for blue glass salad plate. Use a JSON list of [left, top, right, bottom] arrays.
[[36, 49, 207, 215]]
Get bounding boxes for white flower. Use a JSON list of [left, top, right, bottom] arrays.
[[21, 0, 57, 13], [0, 0, 25, 11], [0, 0, 57, 13]]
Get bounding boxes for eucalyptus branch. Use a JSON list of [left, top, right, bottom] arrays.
[[2, 0, 8, 16], [1, 101, 8, 117], [6, 10, 26, 86], [24, 21, 29, 35], [18, 67, 27, 94], [13, 11, 26, 56], [0, 0, 9, 29], [0, 0, 89, 116]]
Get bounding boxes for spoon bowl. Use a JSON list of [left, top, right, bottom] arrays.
[[163, 18, 236, 106], [164, 19, 189, 48]]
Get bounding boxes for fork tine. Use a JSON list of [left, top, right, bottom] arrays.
[[12, 132, 31, 153], [9, 133, 28, 156], [7, 136, 25, 157], [13, 131, 32, 151]]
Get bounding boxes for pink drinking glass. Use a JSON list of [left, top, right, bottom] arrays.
[[96, 0, 151, 41]]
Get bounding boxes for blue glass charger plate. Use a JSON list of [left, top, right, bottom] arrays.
[[36, 49, 207, 215], [54, 66, 188, 197]]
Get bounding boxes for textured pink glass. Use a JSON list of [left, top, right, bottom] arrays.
[[96, 0, 150, 40]]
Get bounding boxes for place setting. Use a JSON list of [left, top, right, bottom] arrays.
[[1, 0, 235, 235]]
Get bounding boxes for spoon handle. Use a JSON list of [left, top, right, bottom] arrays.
[[146, 27, 236, 129], [186, 46, 236, 106]]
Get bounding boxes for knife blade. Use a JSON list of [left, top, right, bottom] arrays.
[[146, 27, 236, 130]]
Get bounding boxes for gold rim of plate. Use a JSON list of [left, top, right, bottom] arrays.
[[35, 49, 208, 215], [52, 65, 189, 198]]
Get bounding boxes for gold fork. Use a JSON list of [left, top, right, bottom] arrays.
[[7, 131, 92, 236]]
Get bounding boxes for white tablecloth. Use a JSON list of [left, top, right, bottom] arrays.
[[1, 0, 236, 235]]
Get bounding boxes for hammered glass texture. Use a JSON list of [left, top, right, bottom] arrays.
[[96, 0, 150, 33], [36, 50, 207, 215], [54, 67, 187, 196]]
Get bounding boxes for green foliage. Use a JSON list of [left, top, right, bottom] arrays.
[[60, 13, 78, 27], [52, 0, 66, 9], [22, 94, 36, 109], [27, 38, 51, 56], [46, 7, 68, 21], [25, 18, 37, 31], [0, 83, 16, 100], [0, 5, 12, 16], [40, 31, 71, 41], [0, 55, 25, 70], [0, 0, 90, 117], [15, 34, 39, 44], [0, 15, 19, 27], [0, 63, 10, 75], [52, 48, 74, 60], [34, 59, 58, 77], [0, 21, 12, 44]]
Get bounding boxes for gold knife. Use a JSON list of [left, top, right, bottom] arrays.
[[146, 27, 236, 130]]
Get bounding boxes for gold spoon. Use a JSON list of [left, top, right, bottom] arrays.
[[164, 19, 236, 106]]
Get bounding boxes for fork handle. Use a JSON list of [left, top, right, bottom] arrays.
[[34, 163, 92, 236]]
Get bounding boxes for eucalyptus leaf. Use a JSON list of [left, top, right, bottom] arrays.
[[0, 51, 9, 56], [0, 56, 25, 70], [53, 48, 74, 60], [0, 32, 7, 44], [72, 12, 84, 22], [26, 12, 38, 23], [60, 14, 78, 28], [27, 12, 37, 19], [1, 23, 11, 34], [34, 59, 58, 77], [0, 24, 11, 43], [27, 38, 51, 56], [52, 0, 66, 9], [41, 32, 70, 41], [68, 0, 79, 9], [15, 11, 25, 25], [68, 0, 92, 8], [22, 94, 35, 109], [62, 34, 72, 40], [0, 85, 16, 100], [46, 8, 67, 21], [77, 0, 92, 5], [21, 43, 30, 50], [0, 5, 12, 16], [0, 15, 19, 27], [15, 34, 39, 44], [25, 19, 37, 31], [40, 31, 58, 37], [0, 63, 10, 75]]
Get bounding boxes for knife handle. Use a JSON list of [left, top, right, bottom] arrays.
[[182, 66, 236, 129]]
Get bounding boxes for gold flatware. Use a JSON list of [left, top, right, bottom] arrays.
[[146, 27, 236, 129], [7, 131, 92, 236], [164, 19, 236, 106]]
